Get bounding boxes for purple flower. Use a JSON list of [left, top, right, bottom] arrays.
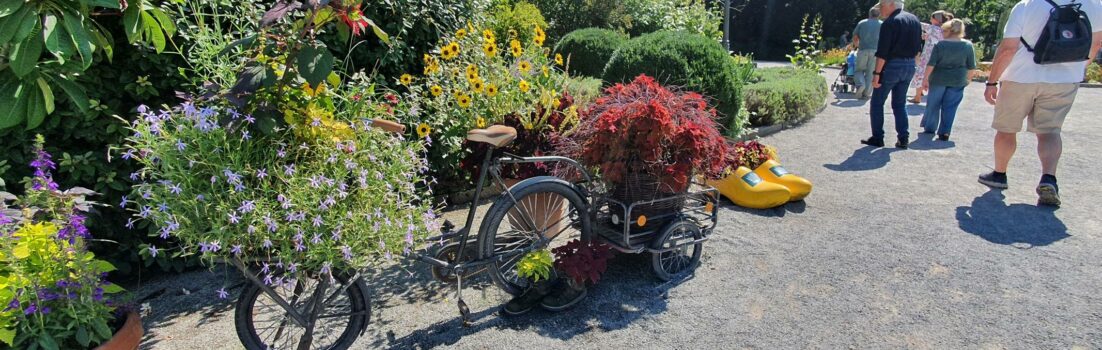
[[24, 303, 37, 315], [122, 149, 136, 160], [327, 154, 337, 164], [309, 175, 322, 188], [217, 288, 229, 299], [324, 196, 336, 207], [262, 239, 273, 248], [311, 118, 322, 127], [30, 145, 59, 191], [311, 234, 322, 244], [247, 225, 257, 234], [228, 212, 240, 224], [277, 147, 287, 158], [158, 203, 169, 212], [125, 218, 136, 229], [40, 306, 51, 315], [5, 298, 18, 311], [176, 140, 187, 151], [238, 200, 256, 213], [341, 246, 354, 261], [129, 172, 140, 181], [231, 245, 243, 256], [287, 263, 298, 273], [331, 230, 342, 241], [242, 130, 251, 140], [199, 241, 221, 253], [244, 114, 256, 124], [196, 194, 205, 201], [294, 241, 306, 252], [312, 216, 323, 227], [141, 190, 153, 199], [57, 213, 91, 243], [169, 184, 183, 195], [320, 262, 331, 276], [119, 196, 129, 208], [283, 164, 296, 176], [256, 168, 267, 180], [148, 245, 159, 258], [260, 263, 270, 273]]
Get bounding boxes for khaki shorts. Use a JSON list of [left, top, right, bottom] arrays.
[[993, 81, 1079, 134]]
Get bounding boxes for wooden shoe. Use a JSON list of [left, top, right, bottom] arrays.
[[753, 160, 812, 201], [706, 166, 791, 209]]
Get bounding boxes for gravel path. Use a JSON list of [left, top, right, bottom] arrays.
[[134, 70, 1102, 349]]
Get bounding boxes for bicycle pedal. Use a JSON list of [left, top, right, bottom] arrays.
[[458, 299, 471, 327]]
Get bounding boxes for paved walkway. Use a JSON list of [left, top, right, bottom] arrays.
[[135, 70, 1102, 349]]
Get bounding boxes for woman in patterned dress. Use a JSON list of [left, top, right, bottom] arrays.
[[911, 10, 953, 104]]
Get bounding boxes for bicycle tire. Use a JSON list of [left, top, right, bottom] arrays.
[[234, 272, 369, 350], [478, 177, 591, 295], [650, 220, 703, 281]]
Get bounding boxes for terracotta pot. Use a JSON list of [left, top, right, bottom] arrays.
[[93, 311, 143, 350], [503, 178, 567, 239]]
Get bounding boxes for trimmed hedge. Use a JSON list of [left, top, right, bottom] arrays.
[[553, 28, 628, 78], [603, 31, 752, 136], [743, 67, 828, 127]]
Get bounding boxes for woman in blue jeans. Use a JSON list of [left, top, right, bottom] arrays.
[[919, 19, 976, 141]]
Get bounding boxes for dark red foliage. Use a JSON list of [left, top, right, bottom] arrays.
[[724, 140, 774, 171], [573, 75, 729, 189], [552, 239, 615, 285], [462, 92, 577, 180]]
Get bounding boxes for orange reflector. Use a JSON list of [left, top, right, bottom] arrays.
[[636, 215, 647, 227], [705, 202, 714, 213]]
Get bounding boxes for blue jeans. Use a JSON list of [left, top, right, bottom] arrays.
[[869, 59, 916, 142], [921, 85, 965, 135]]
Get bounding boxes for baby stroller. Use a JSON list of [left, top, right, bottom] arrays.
[[831, 51, 858, 94]]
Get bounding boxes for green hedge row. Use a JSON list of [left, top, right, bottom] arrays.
[[743, 67, 828, 127], [553, 28, 628, 78]]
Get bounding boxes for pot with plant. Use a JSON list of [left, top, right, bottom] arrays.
[[503, 249, 556, 316], [707, 141, 794, 209], [1, 136, 137, 350], [540, 239, 615, 311]]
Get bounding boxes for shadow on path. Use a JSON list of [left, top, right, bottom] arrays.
[[824, 146, 901, 172], [722, 200, 806, 218], [909, 133, 956, 150], [906, 104, 925, 116], [955, 190, 1069, 248], [831, 98, 868, 108]]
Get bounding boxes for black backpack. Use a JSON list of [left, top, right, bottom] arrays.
[[1020, 0, 1094, 64]]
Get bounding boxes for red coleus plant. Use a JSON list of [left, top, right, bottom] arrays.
[[574, 75, 729, 190], [552, 239, 615, 285]]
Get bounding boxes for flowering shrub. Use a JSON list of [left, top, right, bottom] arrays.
[[462, 91, 579, 180], [552, 239, 614, 286], [573, 75, 729, 190], [0, 137, 123, 349], [395, 19, 571, 187], [815, 48, 850, 67], [726, 141, 778, 171]]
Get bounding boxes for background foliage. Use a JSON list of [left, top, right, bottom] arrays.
[[742, 67, 828, 127], [526, 0, 721, 42], [553, 28, 628, 79]]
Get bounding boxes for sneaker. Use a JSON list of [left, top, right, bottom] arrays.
[[978, 172, 1008, 189], [1037, 183, 1061, 207], [502, 281, 554, 316], [539, 281, 587, 312], [938, 134, 950, 141], [860, 138, 884, 147], [896, 139, 909, 149]]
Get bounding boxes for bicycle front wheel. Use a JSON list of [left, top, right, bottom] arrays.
[[234, 272, 369, 350], [478, 177, 591, 295]]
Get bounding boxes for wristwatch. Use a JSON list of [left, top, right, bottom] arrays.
[[873, 71, 882, 76], [986, 81, 999, 87]]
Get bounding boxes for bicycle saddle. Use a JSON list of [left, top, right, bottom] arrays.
[[466, 125, 517, 147]]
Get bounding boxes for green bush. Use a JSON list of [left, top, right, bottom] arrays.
[[489, 1, 549, 45], [743, 67, 828, 127], [1087, 62, 1101, 83], [603, 31, 753, 136], [623, 0, 722, 39], [553, 28, 628, 78], [526, 0, 633, 42]]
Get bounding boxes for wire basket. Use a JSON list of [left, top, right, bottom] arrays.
[[609, 172, 688, 232]]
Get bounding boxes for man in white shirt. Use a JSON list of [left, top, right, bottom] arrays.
[[980, 0, 1102, 206]]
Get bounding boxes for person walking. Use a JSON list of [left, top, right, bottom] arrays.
[[919, 19, 976, 141], [840, 31, 851, 48], [852, 5, 883, 99], [980, 0, 1102, 206], [911, 11, 953, 103], [862, 0, 923, 149]]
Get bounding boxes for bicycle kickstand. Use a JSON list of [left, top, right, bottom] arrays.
[[455, 269, 472, 327]]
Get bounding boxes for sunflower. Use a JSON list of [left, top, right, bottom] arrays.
[[482, 29, 495, 42], [534, 26, 546, 46], [417, 123, 431, 138], [509, 39, 523, 57], [480, 43, 498, 58], [466, 64, 479, 81], [430, 85, 443, 97], [456, 28, 467, 39], [423, 62, 440, 75], [485, 84, 499, 97], [471, 78, 485, 93], [399, 74, 413, 86], [518, 60, 532, 74], [554, 53, 564, 66], [302, 82, 326, 97], [518, 80, 530, 93], [456, 93, 472, 108], [476, 117, 487, 128], [508, 29, 518, 38], [441, 42, 460, 60], [542, 65, 549, 77]]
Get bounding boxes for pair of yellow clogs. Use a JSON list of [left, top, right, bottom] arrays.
[[706, 160, 812, 209]]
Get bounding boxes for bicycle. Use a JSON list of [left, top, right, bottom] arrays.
[[230, 120, 718, 349]]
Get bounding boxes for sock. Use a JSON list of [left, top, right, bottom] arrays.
[[1041, 174, 1057, 184]]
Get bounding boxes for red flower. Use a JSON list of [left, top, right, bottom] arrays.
[[338, 4, 371, 37]]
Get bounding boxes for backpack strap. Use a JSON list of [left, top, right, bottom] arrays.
[[1021, 37, 1036, 52]]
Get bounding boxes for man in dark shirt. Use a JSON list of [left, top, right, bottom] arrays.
[[862, 0, 923, 149]]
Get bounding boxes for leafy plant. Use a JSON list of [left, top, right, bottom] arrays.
[[489, 1, 548, 46], [622, 0, 722, 39], [0, 136, 124, 349], [725, 140, 777, 171], [786, 14, 824, 72], [551, 239, 614, 285], [743, 67, 828, 127], [0, 0, 177, 129], [572, 74, 729, 191], [462, 91, 579, 180], [515, 249, 553, 282], [552, 27, 628, 78], [1088, 62, 1101, 83]]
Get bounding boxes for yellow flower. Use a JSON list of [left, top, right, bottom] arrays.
[[518, 60, 532, 73], [399, 74, 413, 86], [456, 93, 472, 108], [456, 28, 467, 39], [554, 53, 564, 66], [541, 65, 549, 77], [553, 98, 562, 109], [509, 39, 523, 57], [534, 26, 546, 46], [302, 82, 326, 97], [417, 123, 431, 138], [508, 29, 518, 38], [476, 117, 487, 128], [441, 42, 460, 60], [482, 42, 498, 57], [486, 84, 499, 97], [482, 29, 495, 42], [471, 78, 485, 93], [518, 80, 530, 92], [466, 64, 479, 81], [423, 54, 436, 66], [430, 85, 443, 97]]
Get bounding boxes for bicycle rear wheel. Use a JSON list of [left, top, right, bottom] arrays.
[[234, 272, 369, 350], [478, 177, 591, 295]]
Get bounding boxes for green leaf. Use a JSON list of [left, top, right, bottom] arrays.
[[36, 77, 53, 114], [91, 320, 111, 340], [295, 44, 334, 87], [121, 4, 141, 44], [25, 81, 46, 130], [37, 334, 58, 350], [0, 6, 29, 45], [142, 12, 165, 53], [0, 75, 29, 129], [365, 18, 390, 45], [91, 29, 113, 62], [326, 71, 340, 87], [0, 0, 21, 18], [92, 259, 117, 273], [0, 327, 13, 346], [11, 6, 38, 43], [46, 74, 89, 112], [149, 7, 176, 35], [9, 29, 42, 77], [62, 13, 95, 69], [11, 244, 28, 259], [74, 327, 90, 347], [102, 283, 124, 294], [42, 14, 66, 64], [87, 0, 122, 9]]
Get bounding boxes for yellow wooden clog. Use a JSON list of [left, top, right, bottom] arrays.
[[753, 159, 813, 201], [706, 166, 791, 209]]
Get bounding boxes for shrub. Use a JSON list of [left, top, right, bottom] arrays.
[[622, 0, 723, 39], [561, 76, 604, 108], [553, 28, 629, 78], [489, 1, 549, 46], [1088, 62, 1101, 83], [526, 0, 633, 42], [603, 31, 753, 136], [743, 68, 828, 127]]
